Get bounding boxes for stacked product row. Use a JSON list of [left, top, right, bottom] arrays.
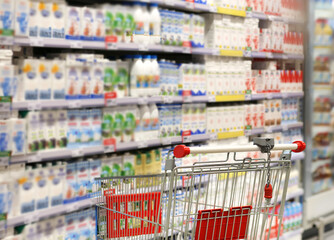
[[205, 57, 303, 96], [1, 149, 162, 219], [5, 54, 304, 102], [2, 208, 96, 240], [4, 1, 303, 53], [205, 15, 304, 54], [0, 98, 301, 155]]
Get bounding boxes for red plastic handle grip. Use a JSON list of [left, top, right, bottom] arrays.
[[174, 145, 190, 158], [292, 141, 306, 153]]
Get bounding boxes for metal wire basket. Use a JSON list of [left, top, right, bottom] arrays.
[[94, 138, 306, 240]]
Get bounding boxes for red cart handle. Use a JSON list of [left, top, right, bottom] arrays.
[[174, 141, 306, 158]]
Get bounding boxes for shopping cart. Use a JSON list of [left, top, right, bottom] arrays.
[[94, 138, 306, 240]]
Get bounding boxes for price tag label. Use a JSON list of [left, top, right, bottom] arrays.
[[70, 41, 83, 49], [138, 98, 148, 105], [182, 135, 192, 143], [282, 125, 289, 131], [24, 214, 38, 224], [183, 95, 192, 103], [164, 47, 174, 53], [106, 98, 117, 107], [182, 47, 192, 54], [209, 5, 217, 12], [161, 138, 172, 146], [29, 153, 41, 163], [107, 42, 117, 50], [72, 149, 83, 158], [184, 1, 194, 9], [266, 93, 273, 99], [104, 145, 115, 153], [68, 101, 80, 109], [0, 152, 10, 166], [245, 94, 252, 101], [210, 133, 218, 140], [30, 38, 44, 47], [66, 203, 79, 213], [163, 96, 173, 104], [27, 102, 41, 111], [138, 45, 148, 51], [208, 95, 216, 102], [244, 50, 252, 58], [138, 141, 148, 149], [265, 127, 273, 133], [266, 52, 274, 58]]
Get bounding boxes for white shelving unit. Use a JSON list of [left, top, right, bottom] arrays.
[[0, 0, 305, 239]]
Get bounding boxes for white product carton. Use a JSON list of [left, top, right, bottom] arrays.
[[275, 99, 282, 125], [217, 107, 224, 133], [51, 0, 66, 39], [38, 59, 52, 100], [48, 162, 65, 207], [0, 120, 10, 153], [18, 166, 35, 214], [258, 103, 265, 127], [0, 0, 14, 36], [38, 111, 47, 151], [27, 111, 40, 153], [78, 210, 91, 239], [64, 162, 77, 204], [53, 215, 65, 240], [198, 104, 207, 134], [182, 104, 191, 133], [56, 110, 67, 148], [22, 58, 39, 100], [41, 218, 54, 240], [94, 8, 105, 41], [79, 65, 92, 99], [80, 7, 94, 41], [67, 110, 79, 149], [79, 109, 92, 147], [91, 61, 104, 99], [28, 0, 39, 37], [88, 159, 101, 198], [7, 163, 25, 218], [37, 1, 52, 38], [23, 223, 36, 239], [9, 118, 26, 155], [91, 109, 102, 146], [88, 208, 96, 239], [66, 63, 80, 100], [51, 59, 66, 99], [35, 164, 49, 210], [65, 213, 77, 239], [76, 161, 89, 200], [45, 111, 57, 150], [65, 6, 81, 40], [0, 63, 14, 97], [190, 104, 199, 135], [14, 0, 29, 37], [244, 104, 252, 130]]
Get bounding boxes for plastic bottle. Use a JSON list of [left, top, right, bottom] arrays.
[[142, 3, 150, 44], [149, 3, 161, 45], [130, 55, 145, 97], [139, 105, 151, 140], [150, 55, 160, 96], [133, 3, 145, 44], [149, 104, 159, 139], [142, 55, 152, 97]]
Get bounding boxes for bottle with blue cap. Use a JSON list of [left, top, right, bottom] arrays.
[[130, 55, 144, 97], [149, 3, 161, 45]]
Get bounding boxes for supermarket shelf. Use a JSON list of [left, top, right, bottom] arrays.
[[6, 198, 97, 227], [12, 99, 104, 110], [244, 122, 304, 136], [247, 11, 304, 24], [12, 92, 304, 110], [10, 134, 211, 164], [12, 37, 304, 60], [249, 51, 304, 60]]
